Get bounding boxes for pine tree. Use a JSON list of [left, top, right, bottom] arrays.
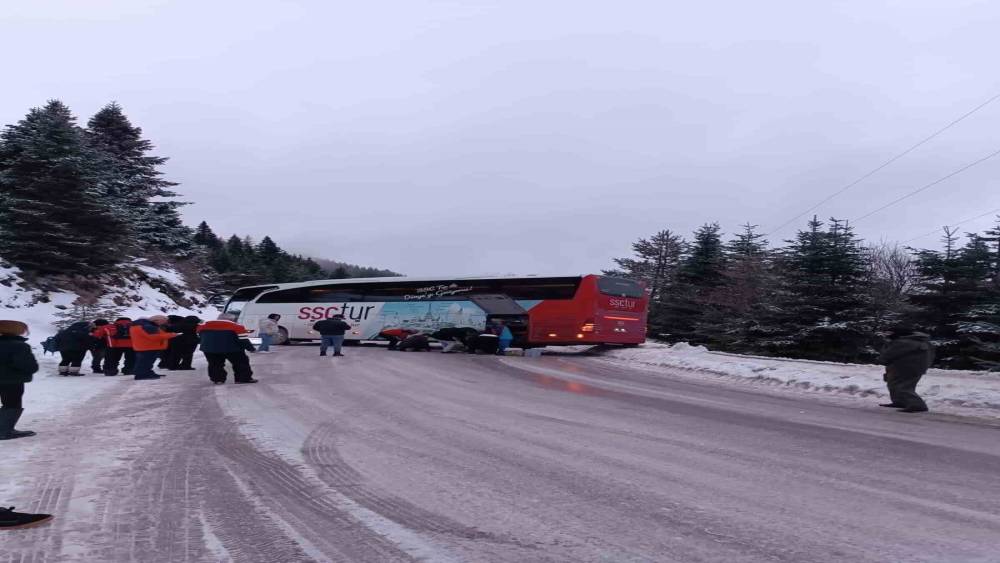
[[86, 102, 191, 255], [0, 100, 125, 273], [660, 223, 726, 342], [193, 221, 222, 249]]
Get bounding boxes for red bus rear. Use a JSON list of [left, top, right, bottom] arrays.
[[527, 275, 647, 346]]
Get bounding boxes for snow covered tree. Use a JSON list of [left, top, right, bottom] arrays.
[[0, 100, 125, 273], [86, 103, 191, 255], [659, 223, 727, 342], [193, 221, 222, 249], [607, 230, 685, 302]]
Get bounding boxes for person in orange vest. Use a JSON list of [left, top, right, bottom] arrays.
[[129, 316, 179, 380], [96, 318, 136, 376]]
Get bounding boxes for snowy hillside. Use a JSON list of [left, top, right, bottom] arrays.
[[599, 342, 1000, 419], [0, 260, 216, 353]]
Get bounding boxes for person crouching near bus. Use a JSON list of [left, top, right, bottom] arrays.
[[313, 314, 351, 357], [99, 318, 136, 376], [0, 320, 40, 441], [495, 320, 513, 355], [257, 314, 280, 353], [129, 316, 179, 380], [198, 314, 257, 385]]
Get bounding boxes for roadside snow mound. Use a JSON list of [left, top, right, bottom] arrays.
[[0, 262, 214, 353], [603, 342, 1000, 416]]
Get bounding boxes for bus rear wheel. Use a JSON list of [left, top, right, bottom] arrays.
[[276, 327, 290, 345]]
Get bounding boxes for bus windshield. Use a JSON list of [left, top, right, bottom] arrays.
[[224, 285, 278, 315]]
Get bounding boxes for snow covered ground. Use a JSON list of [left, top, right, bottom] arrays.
[[0, 262, 214, 350], [594, 342, 1000, 420]]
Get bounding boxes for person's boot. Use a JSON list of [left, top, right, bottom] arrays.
[[0, 506, 53, 529], [898, 405, 929, 413], [58, 365, 68, 376], [0, 408, 35, 440], [68, 366, 82, 377], [879, 403, 904, 408]]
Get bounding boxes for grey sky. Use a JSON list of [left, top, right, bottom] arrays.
[[3, 0, 999, 276]]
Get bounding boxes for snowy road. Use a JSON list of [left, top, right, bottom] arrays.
[[3, 346, 1000, 562]]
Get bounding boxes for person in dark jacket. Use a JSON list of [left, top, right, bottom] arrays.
[[97, 318, 135, 376], [159, 315, 186, 369], [313, 315, 351, 357], [379, 327, 416, 351], [161, 316, 200, 370], [467, 330, 499, 355], [0, 320, 40, 441], [89, 319, 109, 373], [397, 333, 431, 352], [878, 326, 935, 413], [0, 506, 52, 529], [198, 314, 256, 384], [54, 321, 94, 376]]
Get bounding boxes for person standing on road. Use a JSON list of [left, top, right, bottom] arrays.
[[198, 314, 257, 384], [99, 317, 135, 376], [0, 320, 39, 441], [89, 319, 109, 373], [129, 316, 179, 380], [878, 325, 935, 413], [257, 314, 281, 353], [313, 314, 351, 357], [54, 321, 94, 376], [167, 316, 201, 370]]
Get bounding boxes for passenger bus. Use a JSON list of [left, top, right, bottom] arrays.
[[224, 274, 647, 347]]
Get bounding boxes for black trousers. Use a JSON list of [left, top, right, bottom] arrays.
[[91, 348, 106, 371], [887, 372, 928, 410], [204, 352, 253, 383], [164, 343, 198, 369], [59, 350, 87, 367], [104, 348, 136, 375], [0, 383, 25, 410]]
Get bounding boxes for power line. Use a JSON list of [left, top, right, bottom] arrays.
[[902, 207, 1000, 244], [853, 147, 1000, 223], [766, 90, 1000, 236]]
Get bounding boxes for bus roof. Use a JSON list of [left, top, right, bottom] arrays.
[[238, 274, 589, 294]]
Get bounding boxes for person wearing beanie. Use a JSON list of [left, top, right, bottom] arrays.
[[0, 320, 39, 440], [89, 319, 110, 374]]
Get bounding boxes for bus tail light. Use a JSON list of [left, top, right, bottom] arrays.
[[548, 333, 558, 338], [581, 319, 595, 333], [576, 333, 585, 339]]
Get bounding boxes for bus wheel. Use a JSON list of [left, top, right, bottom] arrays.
[[276, 327, 290, 345]]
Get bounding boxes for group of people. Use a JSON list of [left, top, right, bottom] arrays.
[[64, 314, 260, 384], [376, 319, 515, 355]]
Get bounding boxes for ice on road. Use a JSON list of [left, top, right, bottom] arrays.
[[3, 347, 1000, 562]]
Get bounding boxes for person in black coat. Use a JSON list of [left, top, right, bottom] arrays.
[[162, 316, 200, 370], [312, 315, 351, 357], [159, 315, 186, 369], [89, 319, 109, 374], [0, 320, 40, 441], [198, 315, 257, 384], [878, 326, 935, 413], [54, 321, 94, 376]]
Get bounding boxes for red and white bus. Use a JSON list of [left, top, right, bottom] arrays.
[[224, 274, 647, 346]]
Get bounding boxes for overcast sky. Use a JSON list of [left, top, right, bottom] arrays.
[[3, 0, 999, 276]]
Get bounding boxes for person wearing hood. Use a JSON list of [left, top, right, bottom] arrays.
[[878, 325, 935, 413], [54, 321, 95, 376], [0, 320, 39, 440], [158, 315, 186, 369], [129, 316, 179, 380], [495, 320, 514, 355]]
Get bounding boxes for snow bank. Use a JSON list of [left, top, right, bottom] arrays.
[[600, 342, 1000, 418], [0, 262, 215, 354]]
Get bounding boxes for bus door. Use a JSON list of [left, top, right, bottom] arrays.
[[470, 295, 529, 344]]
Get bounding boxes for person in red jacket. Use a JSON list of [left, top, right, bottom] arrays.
[[129, 316, 178, 380], [97, 318, 136, 376]]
